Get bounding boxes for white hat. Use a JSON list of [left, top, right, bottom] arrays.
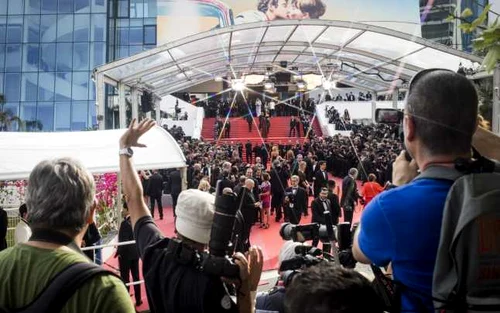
[[175, 189, 215, 244]]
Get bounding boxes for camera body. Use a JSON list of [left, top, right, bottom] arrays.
[[280, 223, 335, 243], [201, 183, 240, 278]]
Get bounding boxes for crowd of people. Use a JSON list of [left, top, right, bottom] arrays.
[[331, 91, 373, 102], [0, 69, 498, 313]]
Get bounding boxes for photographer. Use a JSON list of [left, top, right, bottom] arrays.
[[119, 119, 262, 313], [353, 70, 480, 312], [284, 176, 307, 224]]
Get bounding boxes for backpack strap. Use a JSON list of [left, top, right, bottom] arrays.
[[13, 262, 119, 313]]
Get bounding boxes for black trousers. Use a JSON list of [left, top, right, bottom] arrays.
[[150, 195, 163, 218], [248, 122, 252, 132], [272, 193, 284, 219], [171, 193, 180, 217], [225, 128, 230, 138], [312, 235, 332, 253], [118, 257, 141, 303], [289, 127, 296, 137], [286, 206, 302, 224], [343, 206, 354, 225], [246, 152, 252, 163]]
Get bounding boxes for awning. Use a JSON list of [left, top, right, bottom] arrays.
[[94, 19, 483, 95], [0, 126, 186, 180]]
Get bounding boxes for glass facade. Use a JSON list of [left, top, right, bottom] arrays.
[[0, 0, 107, 131]]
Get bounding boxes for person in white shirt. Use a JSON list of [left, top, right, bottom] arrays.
[[255, 98, 262, 117], [14, 204, 31, 244]]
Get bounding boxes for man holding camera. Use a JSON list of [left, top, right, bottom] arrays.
[[284, 176, 307, 224], [311, 188, 333, 252], [353, 70, 479, 312], [119, 119, 262, 313]]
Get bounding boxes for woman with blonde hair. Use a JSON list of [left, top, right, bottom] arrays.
[[198, 179, 211, 193]]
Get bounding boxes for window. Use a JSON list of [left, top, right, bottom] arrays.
[[0, 17, 6, 44], [0, 45, 4, 71], [5, 73, 22, 102], [0, 1, 7, 15], [8, 0, 24, 15], [73, 42, 89, 71], [40, 43, 56, 71], [90, 42, 105, 67], [74, 0, 90, 12], [23, 44, 39, 71], [143, 0, 156, 18], [24, 15, 40, 43], [25, 0, 41, 14], [144, 25, 156, 45], [91, 14, 106, 41], [92, 0, 106, 13], [55, 102, 71, 131], [72, 71, 89, 100], [74, 14, 90, 42], [21, 102, 37, 123], [54, 72, 72, 101], [40, 15, 57, 42], [5, 44, 22, 72], [21, 73, 39, 101], [7, 17, 23, 43], [56, 42, 73, 71], [57, 15, 74, 42], [117, 27, 129, 45], [118, 0, 130, 18], [71, 101, 88, 130], [130, 0, 143, 18], [38, 72, 55, 101], [37, 102, 54, 131], [129, 26, 143, 44], [41, 0, 58, 14], [58, 0, 74, 13]]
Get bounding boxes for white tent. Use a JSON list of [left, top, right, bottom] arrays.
[[0, 126, 186, 181]]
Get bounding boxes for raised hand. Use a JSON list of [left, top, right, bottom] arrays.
[[119, 118, 156, 149]]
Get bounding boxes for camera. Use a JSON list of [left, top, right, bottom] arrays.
[[280, 223, 335, 243], [201, 183, 240, 278], [279, 245, 332, 287]]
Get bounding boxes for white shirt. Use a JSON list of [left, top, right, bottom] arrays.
[[14, 219, 32, 244]]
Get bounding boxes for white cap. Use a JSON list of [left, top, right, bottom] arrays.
[[175, 189, 215, 244]]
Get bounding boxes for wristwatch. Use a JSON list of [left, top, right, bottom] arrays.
[[119, 147, 134, 157]]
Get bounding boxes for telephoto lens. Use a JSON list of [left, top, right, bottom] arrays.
[[209, 185, 238, 257]]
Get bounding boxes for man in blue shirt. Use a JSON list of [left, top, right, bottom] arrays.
[[352, 69, 479, 312]]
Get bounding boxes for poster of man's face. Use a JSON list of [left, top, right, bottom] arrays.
[[157, 0, 420, 45]]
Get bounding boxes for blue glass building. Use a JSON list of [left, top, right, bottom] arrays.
[[0, 0, 158, 131]]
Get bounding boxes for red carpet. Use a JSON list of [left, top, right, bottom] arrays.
[[104, 178, 364, 311]]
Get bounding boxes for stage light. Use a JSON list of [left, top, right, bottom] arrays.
[[296, 81, 306, 90], [244, 74, 265, 85], [322, 79, 336, 90], [231, 79, 246, 92], [214, 76, 223, 82]]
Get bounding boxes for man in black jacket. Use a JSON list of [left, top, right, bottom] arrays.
[[313, 161, 328, 198], [284, 176, 307, 224], [245, 141, 252, 163], [148, 170, 164, 220], [116, 206, 142, 306], [311, 188, 332, 252], [238, 179, 261, 252], [327, 180, 341, 225], [341, 168, 360, 225], [169, 169, 182, 218], [289, 117, 297, 137], [270, 161, 290, 222]]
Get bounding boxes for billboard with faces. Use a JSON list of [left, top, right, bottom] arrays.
[[157, 0, 421, 44]]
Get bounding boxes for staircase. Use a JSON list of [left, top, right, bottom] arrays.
[[201, 116, 324, 161]]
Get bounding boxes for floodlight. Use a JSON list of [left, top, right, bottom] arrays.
[[231, 79, 246, 92], [264, 81, 274, 90], [322, 79, 336, 90], [296, 81, 306, 90], [214, 76, 223, 82]]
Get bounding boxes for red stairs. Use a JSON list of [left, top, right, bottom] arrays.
[[201, 116, 324, 160]]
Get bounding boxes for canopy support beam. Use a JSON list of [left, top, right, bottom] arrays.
[[95, 73, 106, 130], [493, 66, 500, 135], [118, 82, 127, 129]]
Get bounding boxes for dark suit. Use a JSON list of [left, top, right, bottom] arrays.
[[311, 197, 333, 251], [284, 186, 307, 224], [270, 167, 290, 221], [0, 208, 7, 251], [238, 188, 257, 252], [341, 175, 360, 225], [169, 170, 182, 217], [116, 216, 141, 303], [245, 142, 252, 163], [314, 170, 328, 197], [327, 191, 341, 225], [148, 172, 164, 219]]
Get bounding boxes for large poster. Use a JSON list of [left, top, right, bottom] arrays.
[[157, 0, 421, 44]]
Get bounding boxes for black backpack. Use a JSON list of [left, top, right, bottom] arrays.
[[0, 262, 119, 313]]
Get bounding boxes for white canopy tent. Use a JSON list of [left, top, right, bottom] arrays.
[[0, 126, 186, 181]]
